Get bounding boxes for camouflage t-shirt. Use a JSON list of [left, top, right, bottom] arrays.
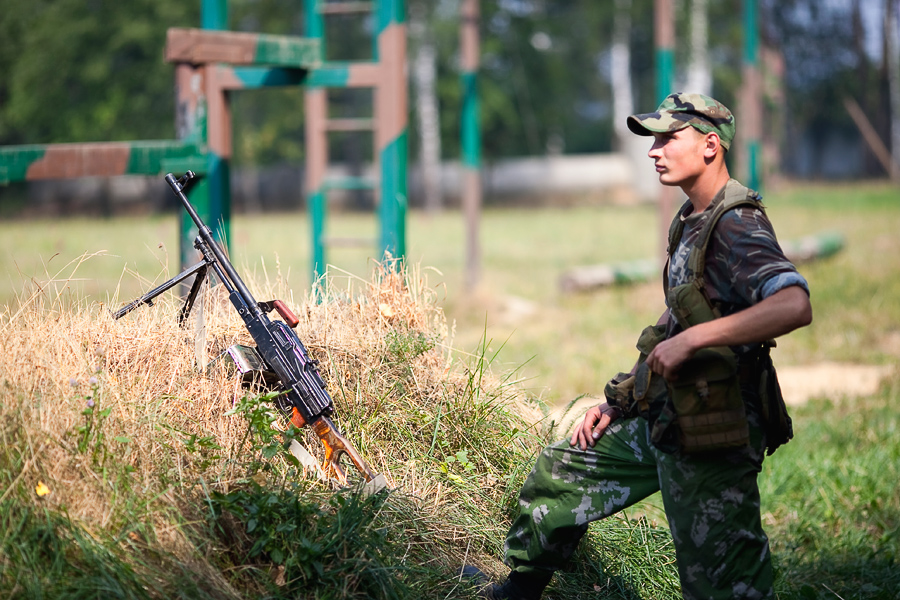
[[665, 180, 809, 347]]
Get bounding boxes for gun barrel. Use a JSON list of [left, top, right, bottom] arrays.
[[165, 172, 262, 321]]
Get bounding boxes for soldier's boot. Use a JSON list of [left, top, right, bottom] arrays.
[[460, 566, 551, 600]]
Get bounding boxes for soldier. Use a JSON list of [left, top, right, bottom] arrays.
[[466, 93, 813, 599]]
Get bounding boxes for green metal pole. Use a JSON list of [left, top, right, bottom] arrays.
[[461, 72, 480, 181], [305, 1, 327, 283], [310, 189, 326, 282], [202, 0, 228, 29], [375, 0, 408, 264], [204, 0, 231, 245], [305, 0, 324, 53], [743, 0, 761, 192], [655, 50, 674, 105]]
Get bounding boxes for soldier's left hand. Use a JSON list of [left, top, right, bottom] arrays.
[[645, 332, 696, 380]]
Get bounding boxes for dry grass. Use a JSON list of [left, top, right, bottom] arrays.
[[0, 255, 551, 597]]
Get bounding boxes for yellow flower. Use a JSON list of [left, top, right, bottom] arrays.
[[35, 481, 50, 497], [379, 303, 395, 318]]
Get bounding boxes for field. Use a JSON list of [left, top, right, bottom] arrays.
[[1, 180, 899, 598], [4, 180, 899, 403]]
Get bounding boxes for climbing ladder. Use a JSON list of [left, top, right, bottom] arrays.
[[0, 0, 408, 287], [303, 0, 408, 282]]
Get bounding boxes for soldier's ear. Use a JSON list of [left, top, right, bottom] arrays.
[[704, 132, 722, 158]]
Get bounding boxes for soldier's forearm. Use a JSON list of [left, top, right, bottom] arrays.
[[680, 285, 812, 352]]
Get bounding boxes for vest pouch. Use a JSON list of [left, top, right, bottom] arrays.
[[605, 324, 668, 418], [634, 324, 669, 416], [758, 350, 793, 455], [667, 281, 718, 329], [636, 323, 667, 358], [668, 347, 750, 454]]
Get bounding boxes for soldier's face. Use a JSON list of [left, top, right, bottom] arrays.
[[647, 127, 709, 186]]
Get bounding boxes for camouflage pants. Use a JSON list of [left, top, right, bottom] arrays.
[[504, 413, 774, 599]]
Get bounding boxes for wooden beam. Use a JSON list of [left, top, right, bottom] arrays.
[[165, 28, 320, 68], [843, 96, 900, 181], [0, 141, 201, 183]]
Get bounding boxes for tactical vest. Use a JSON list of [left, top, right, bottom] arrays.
[[664, 179, 762, 318], [604, 180, 794, 455], [661, 179, 792, 455]]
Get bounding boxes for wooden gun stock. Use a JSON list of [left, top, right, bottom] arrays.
[[291, 408, 380, 486]]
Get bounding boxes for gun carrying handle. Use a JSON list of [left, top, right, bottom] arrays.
[[260, 300, 300, 328], [273, 300, 300, 328]]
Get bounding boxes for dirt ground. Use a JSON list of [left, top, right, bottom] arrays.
[[777, 362, 895, 406]]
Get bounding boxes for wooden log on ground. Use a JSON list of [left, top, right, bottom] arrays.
[[559, 231, 844, 293]]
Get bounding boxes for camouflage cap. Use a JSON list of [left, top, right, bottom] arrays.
[[627, 92, 736, 151]]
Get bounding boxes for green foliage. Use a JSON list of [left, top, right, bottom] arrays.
[[226, 390, 297, 465], [0, 0, 888, 170], [208, 485, 414, 599], [553, 514, 680, 599], [0, 398, 221, 599], [0, 0, 198, 145], [761, 376, 900, 598], [437, 0, 624, 158], [67, 377, 114, 464], [385, 328, 436, 363], [0, 502, 153, 600]]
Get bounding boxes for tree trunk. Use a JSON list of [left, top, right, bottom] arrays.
[[685, 0, 711, 95], [611, 0, 634, 147], [410, 2, 443, 213], [887, 0, 900, 178], [853, 0, 879, 175]]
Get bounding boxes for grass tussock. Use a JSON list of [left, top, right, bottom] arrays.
[[761, 375, 900, 599], [0, 258, 575, 599]]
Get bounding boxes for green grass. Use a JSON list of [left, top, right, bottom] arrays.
[[763, 379, 900, 599], [2, 179, 899, 598]]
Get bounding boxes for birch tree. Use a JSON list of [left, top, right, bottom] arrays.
[[410, 0, 443, 213], [887, 0, 900, 178], [684, 0, 712, 96]]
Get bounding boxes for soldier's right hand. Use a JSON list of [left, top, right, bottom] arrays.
[[570, 403, 621, 451]]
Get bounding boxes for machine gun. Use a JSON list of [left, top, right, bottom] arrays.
[[115, 171, 381, 488]]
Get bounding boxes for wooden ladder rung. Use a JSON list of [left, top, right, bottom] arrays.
[[318, 2, 374, 15], [325, 118, 375, 132]]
